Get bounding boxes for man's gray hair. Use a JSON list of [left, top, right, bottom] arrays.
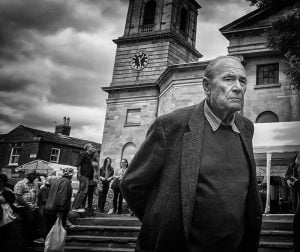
[[203, 55, 243, 80]]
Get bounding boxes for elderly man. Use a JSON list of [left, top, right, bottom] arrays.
[[45, 168, 74, 233], [121, 56, 263, 252], [72, 143, 95, 212]]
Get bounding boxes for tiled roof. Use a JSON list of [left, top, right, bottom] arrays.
[[20, 125, 101, 149]]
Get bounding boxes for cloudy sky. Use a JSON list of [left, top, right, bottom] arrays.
[[0, 0, 255, 143]]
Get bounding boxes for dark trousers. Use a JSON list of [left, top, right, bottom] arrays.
[[83, 184, 96, 210], [294, 209, 300, 252], [73, 176, 89, 209], [113, 186, 123, 214], [0, 217, 24, 252], [14, 207, 43, 244], [98, 182, 109, 212], [45, 212, 68, 235]]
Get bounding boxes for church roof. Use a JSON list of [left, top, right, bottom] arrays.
[[219, 2, 296, 38], [190, 0, 201, 9], [1, 125, 101, 149]]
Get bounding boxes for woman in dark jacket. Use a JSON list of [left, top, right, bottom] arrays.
[[98, 157, 114, 212]]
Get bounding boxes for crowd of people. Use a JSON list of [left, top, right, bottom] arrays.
[[71, 143, 128, 214], [0, 142, 129, 252]]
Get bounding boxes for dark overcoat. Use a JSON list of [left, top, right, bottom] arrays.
[[121, 101, 263, 252]]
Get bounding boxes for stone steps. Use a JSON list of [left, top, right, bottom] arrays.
[[66, 235, 137, 248], [260, 230, 293, 242], [74, 217, 141, 227], [259, 242, 293, 252], [259, 214, 293, 252], [65, 246, 134, 252], [67, 225, 140, 237], [64, 214, 295, 252], [65, 216, 140, 252]]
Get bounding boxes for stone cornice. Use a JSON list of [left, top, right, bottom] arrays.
[[102, 83, 158, 93], [156, 61, 208, 87], [113, 31, 202, 59], [221, 26, 271, 39]]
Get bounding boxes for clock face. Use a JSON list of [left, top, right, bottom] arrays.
[[131, 52, 149, 70]]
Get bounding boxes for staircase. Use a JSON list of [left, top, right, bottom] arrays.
[[64, 214, 294, 252], [259, 214, 293, 252], [65, 215, 140, 252]]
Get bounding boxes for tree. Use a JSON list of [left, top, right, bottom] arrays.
[[247, 0, 300, 90], [246, 0, 294, 8]]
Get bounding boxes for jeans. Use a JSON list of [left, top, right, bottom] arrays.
[[98, 182, 109, 212], [83, 184, 96, 210], [113, 186, 123, 214], [72, 176, 89, 209], [14, 207, 43, 244]]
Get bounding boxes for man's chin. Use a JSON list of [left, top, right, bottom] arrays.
[[228, 104, 242, 112]]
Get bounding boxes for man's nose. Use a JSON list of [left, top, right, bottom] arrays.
[[232, 79, 244, 92]]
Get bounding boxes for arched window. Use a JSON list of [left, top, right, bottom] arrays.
[[180, 7, 188, 32], [121, 142, 137, 164], [256, 111, 279, 123], [143, 0, 156, 25]]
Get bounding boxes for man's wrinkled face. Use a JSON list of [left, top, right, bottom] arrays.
[[206, 58, 247, 115]]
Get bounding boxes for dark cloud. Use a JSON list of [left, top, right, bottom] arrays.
[[198, 0, 254, 23], [0, 0, 254, 142], [0, 76, 31, 92]]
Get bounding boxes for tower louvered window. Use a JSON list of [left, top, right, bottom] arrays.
[[143, 0, 156, 25]]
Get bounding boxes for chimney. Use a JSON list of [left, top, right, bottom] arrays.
[[55, 117, 71, 136]]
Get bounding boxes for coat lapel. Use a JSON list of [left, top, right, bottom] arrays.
[[235, 114, 256, 179], [181, 101, 205, 241]]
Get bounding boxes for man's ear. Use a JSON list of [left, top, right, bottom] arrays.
[[203, 77, 211, 95]]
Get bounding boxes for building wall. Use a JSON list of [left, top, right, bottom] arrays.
[[99, 95, 158, 169], [243, 55, 300, 122], [158, 64, 206, 115], [37, 142, 81, 167]]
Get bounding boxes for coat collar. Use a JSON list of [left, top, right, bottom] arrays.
[[180, 101, 256, 241]]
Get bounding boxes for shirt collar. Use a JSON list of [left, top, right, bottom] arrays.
[[204, 100, 240, 134]]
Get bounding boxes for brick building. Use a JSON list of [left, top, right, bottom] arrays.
[[100, 0, 300, 169], [0, 118, 101, 179]]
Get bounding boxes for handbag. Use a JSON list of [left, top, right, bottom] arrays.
[[44, 217, 66, 252]]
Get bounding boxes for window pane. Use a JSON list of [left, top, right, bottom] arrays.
[[257, 63, 279, 85], [11, 156, 19, 164], [126, 108, 141, 125]]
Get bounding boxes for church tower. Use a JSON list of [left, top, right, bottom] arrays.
[[100, 0, 202, 167]]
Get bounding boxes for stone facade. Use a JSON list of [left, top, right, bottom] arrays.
[[100, 1, 300, 169], [100, 0, 202, 168]]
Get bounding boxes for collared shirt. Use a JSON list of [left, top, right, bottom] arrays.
[[204, 100, 240, 134], [14, 178, 39, 207]]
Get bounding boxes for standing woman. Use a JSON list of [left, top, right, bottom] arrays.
[[98, 157, 114, 212], [112, 159, 128, 214]]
